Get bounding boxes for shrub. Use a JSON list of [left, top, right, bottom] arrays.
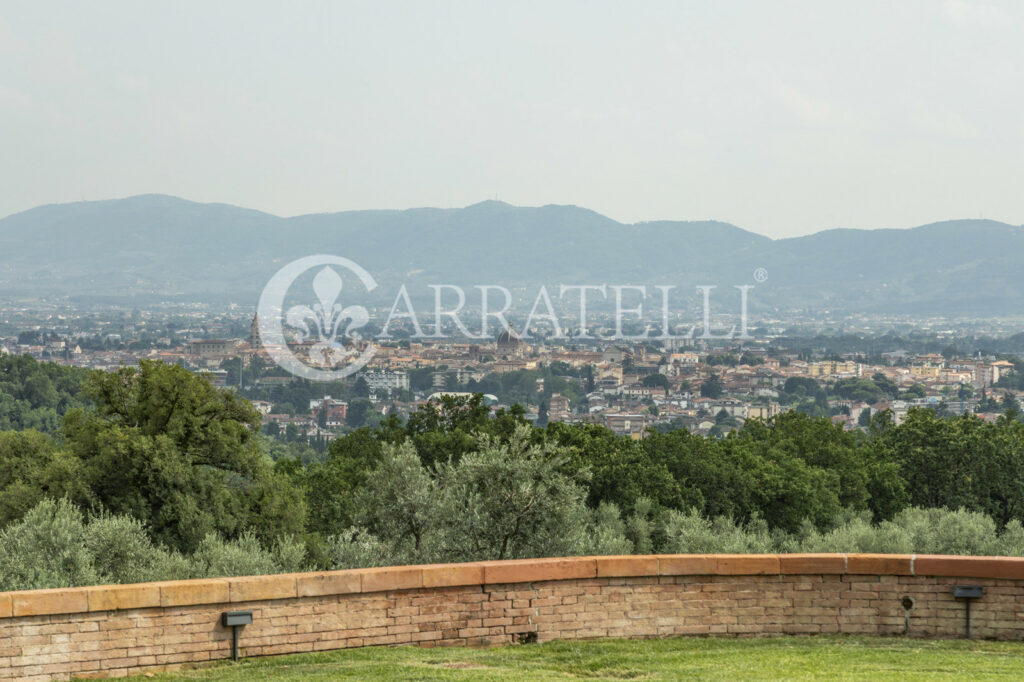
[[586, 502, 633, 556], [893, 507, 1000, 556], [272, 534, 309, 573], [660, 508, 774, 554], [85, 512, 168, 585], [0, 498, 96, 591], [662, 507, 1024, 556], [190, 532, 284, 578], [326, 528, 401, 569], [998, 520, 1024, 556], [434, 427, 591, 562], [796, 511, 912, 554], [0, 497, 308, 591], [352, 440, 437, 558], [625, 497, 655, 555]]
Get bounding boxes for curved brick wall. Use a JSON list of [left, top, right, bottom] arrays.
[[3, 553, 1024, 680]]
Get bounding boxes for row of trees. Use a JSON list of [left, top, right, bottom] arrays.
[[288, 393, 1024, 566]]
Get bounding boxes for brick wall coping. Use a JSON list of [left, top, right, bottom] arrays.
[[2, 553, 1022, 620]]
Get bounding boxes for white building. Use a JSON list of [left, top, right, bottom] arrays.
[[359, 370, 410, 392]]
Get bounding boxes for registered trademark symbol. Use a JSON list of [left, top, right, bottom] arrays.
[[753, 267, 768, 283]]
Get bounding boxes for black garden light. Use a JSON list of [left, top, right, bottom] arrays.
[[222, 610, 253, 661], [953, 585, 984, 638]]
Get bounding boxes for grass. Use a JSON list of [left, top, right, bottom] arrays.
[[126, 635, 1024, 681]]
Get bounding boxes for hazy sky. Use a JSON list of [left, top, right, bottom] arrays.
[[1, 1, 1022, 237]]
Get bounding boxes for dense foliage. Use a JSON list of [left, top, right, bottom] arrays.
[[0, 498, 303, 591], [6, 359, 1024, 591], [0, 355, 89, 432], [0, 360, 304, 552]]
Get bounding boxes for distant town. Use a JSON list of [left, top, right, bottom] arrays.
[[6, 300, 1024, 444]]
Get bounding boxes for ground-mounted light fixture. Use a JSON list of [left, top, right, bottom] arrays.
[[222, 610, 253, 661], [953, 585, 984, 638]]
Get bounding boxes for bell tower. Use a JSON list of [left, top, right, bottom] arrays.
[[250, 313, 261, 348]]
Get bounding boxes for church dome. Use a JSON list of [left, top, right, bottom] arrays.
[[496, 329, 522, 347]]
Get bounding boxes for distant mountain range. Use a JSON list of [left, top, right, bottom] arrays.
[[1, 194, 1022, 315]]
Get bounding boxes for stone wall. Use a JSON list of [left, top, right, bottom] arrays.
[[3, 554, 1024, 680]]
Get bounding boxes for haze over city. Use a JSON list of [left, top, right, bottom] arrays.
[[2, 0, 1023, 237]]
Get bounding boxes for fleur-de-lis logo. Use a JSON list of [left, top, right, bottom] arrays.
[[284, 267, 370, 367], [258, 255, 378, 381]]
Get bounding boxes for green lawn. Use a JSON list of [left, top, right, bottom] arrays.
[[126, 636, 1024, 681]]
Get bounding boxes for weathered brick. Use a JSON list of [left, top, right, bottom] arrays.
[[12, 588, 89, 617], [8, 554, 1024, 680], [84, 584, 161, 612], [297, 570, 361, 598], [914, 555, 1024, 580], [715, 555, 780, 575], [158, 579, 229, 607], [229, 574, 297, 602], [483, 558, 597, 584], [361, 566, 423, 593], [596, 556, 659, 578], [422, 563, 485, 588], [846, 554, 913, 576], [780, 554, 845, 575], [659, 555, 716, 576]]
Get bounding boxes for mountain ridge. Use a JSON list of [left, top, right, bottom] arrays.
[[1, 195, 1021, 314]]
